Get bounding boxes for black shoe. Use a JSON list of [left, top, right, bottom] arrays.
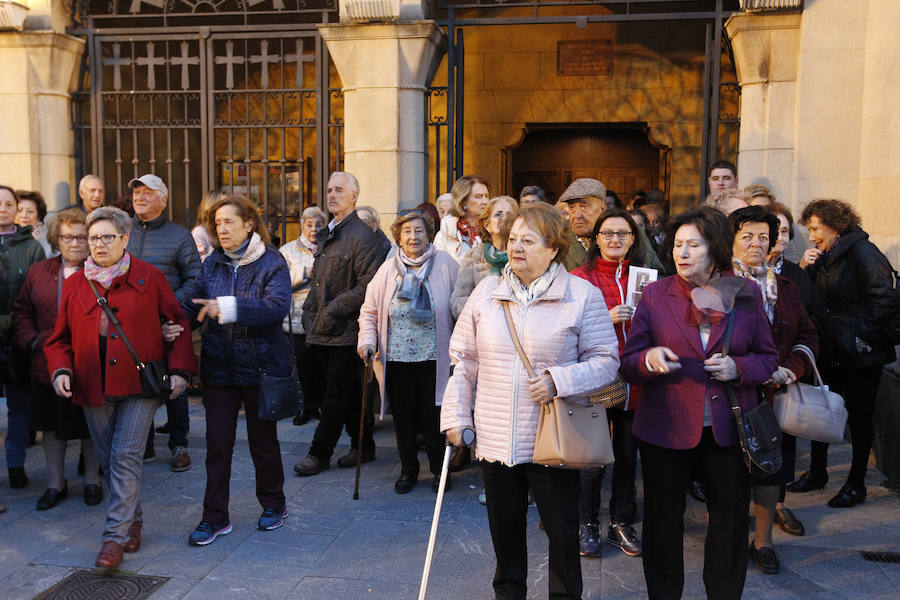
[[394, 474, 417, 494], [774, 507, 805, 536], [607, 522, 642, 557], [749, 542, 780, 574], [827, 483, 866, 508], [143, 446, 156, 464], [688, 480, 707, 503], [292, 411, 310, 426], [579, 522, 601, 558], [8, 467, 27, 489], [337, 448, 375, 468], [786, 471, 828, 493], [432, 474, 451, 493], [36, 481, 68, 511], [155, 423, 171, 434], [84, 483, 103, 506]]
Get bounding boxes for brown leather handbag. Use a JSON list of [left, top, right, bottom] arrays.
[[501, 301, 615, 469]]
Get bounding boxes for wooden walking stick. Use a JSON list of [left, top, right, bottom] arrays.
[[353, 357, 373, 500]]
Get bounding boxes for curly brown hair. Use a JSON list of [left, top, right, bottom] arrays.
[[799, 199, 861, 235]]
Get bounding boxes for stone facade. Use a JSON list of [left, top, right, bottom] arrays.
[[0, 0, 83, 209]]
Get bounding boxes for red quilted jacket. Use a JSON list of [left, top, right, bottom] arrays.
[[572, 257, 640, 410]]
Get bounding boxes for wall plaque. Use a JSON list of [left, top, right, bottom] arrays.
[[557, 39, 613, 76]]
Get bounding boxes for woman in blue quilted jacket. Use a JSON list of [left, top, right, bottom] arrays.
[[182, 195, 292, 546]]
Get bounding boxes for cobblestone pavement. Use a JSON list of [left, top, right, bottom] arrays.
[[1, 396, 898, 599]]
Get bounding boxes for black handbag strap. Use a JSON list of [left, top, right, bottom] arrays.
[[87, 278, 146, 370], [720, 310, 741, 411]]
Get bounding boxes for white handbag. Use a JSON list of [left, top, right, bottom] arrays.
[[772, 345, 848, 443]]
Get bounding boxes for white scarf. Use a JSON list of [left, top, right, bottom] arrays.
[[503, 261, 561, 306]]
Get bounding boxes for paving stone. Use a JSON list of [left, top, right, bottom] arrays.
[[1, 396, 897, 599]]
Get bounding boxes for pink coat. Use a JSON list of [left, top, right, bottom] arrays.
[[358, 250, 459, 417], [440, 267, 621, 466]]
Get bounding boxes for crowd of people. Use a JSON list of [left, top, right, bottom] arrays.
[[0, 160, 897, 599]]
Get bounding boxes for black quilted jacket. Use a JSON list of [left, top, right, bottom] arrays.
[[126, 214, 201, 305], [805, 228, 897, 367]]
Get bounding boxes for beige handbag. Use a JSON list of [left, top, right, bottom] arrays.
[[501, 301, 615, 469]]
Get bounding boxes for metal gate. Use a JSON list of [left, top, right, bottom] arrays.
[[71, 2, 341, 239]]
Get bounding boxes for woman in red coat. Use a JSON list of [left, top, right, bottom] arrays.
[[45, 207, 196, 570], [11, 208, 102, 510], [729, 206, 819, 575], [571, 207, 655, 559]]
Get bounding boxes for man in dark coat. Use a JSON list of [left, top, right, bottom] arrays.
[[294, 172, 387, 476], [125, 174, 201, 472]]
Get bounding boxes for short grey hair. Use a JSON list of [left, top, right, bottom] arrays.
[[356, 205, 379, 228], [78, 174, 103, 193], [330, 171, 359, 195], [86, 206, 132, 235], [301, 206, 327, 223]]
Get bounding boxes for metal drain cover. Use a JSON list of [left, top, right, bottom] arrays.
[[34, 569, 169, 600], [861, 551, 900, 564]]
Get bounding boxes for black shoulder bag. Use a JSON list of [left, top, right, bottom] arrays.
[[249, 306, 304, 422], [87, 279, 170, 402], [721, 309, 782, 477]]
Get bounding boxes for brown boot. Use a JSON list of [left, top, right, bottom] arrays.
[[123, 521, 142, 553], [95, 541, 124, 569]]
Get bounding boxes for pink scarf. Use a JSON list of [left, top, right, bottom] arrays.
[[84, 252, 131, 289]]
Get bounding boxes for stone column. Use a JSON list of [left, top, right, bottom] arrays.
[[319, 21, 446, 226], [0, 0, 85, 209], [725, 13, 801, 210]]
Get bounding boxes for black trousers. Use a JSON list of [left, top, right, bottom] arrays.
[[808, 364, 883, 488], [481, 461, 582, 600], [385, 361, 443, 477], [292, 334, 319, 415], [308, 345, 374, 461], [202, 386, 285, 524], [640, 428, 750, 600], [579, 408, 639, 524]]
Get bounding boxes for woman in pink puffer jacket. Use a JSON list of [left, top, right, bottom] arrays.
[[442, 203, 620, 600]]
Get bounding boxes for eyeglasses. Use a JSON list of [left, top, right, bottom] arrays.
[[598, 231, 633, 240], [59, 234, 88, 244], [87, 234, 124, 246]]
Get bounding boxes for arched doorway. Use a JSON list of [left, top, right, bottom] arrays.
[[502, 124, 670, 204]]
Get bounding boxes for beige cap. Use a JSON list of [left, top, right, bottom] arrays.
[[559, 178, 606, 203]]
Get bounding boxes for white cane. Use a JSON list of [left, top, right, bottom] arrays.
[[418, 427, 475, 600]]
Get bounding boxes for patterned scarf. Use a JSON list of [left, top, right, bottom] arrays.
[[504, 261, 561, 306], [483, 242, 508, 275], [84, 252, 131, 290], [731, 257, 778, 323], [394, 244, 436, 322], [297, 234, 317, 254], [768, 254, 784, 274], [456, 217, 481, 248]]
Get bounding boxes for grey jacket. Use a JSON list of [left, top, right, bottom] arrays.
[[127, 214, 201, 304], [302, 211, 386, 346]]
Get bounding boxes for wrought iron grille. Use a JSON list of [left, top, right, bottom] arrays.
[[73, 1, 340, 239]]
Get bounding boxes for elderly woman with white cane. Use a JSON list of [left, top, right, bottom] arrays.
[[441, 203, 620, 599]]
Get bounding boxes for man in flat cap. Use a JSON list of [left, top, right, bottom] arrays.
[[126, 174, 201, 472], [558, 177, 664, 272], [557, 178, 608, 270]]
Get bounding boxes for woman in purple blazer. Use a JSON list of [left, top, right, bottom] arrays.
[[621, 206, 778, 600]]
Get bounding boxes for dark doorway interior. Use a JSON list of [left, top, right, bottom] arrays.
[[505, 124, 669, 205]]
